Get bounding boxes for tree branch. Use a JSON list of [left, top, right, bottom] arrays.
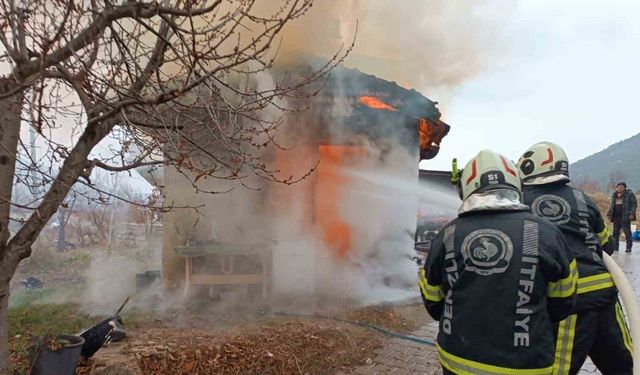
[[1, 0, 221, 92], [92, 159, 163, 173]]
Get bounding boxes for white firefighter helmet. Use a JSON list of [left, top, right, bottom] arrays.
[[516, 142, 569, 183], [459, 150, 522, 201]]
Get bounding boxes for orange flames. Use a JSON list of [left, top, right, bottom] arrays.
[[419, 118, 433, 150], [315, 145, 367, 259], [271, 144, 368, 260], [418, 117, 450, 160], [359, 96, 398, 111]]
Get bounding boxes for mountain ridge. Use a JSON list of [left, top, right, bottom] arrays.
[[570, 132, 640, 191]]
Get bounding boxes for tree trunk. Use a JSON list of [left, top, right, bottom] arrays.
[[0, 272, 10, 375], [0, 82, 116, 373], [0, 80, 24, 375], [57, 209, 66, 253], [9, 118, 118, 251], [0, 244, 22, 375], [0, 83, 23, 251]]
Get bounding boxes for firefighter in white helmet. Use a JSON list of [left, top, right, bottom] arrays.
[[517, 142, 632, 375], [420, 149, 577, 374]]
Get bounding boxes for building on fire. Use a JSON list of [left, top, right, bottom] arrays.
[[136, 61, 450, 300]]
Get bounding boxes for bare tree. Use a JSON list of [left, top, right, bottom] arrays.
[[70, 212, 100, 246], [609, 170, 628, 191], [88, 206, 109, 240], [572, 178, 603, 195], [55, 206, 68, 252], [131, 188, 162, 241], [0, 0, 347, 371]]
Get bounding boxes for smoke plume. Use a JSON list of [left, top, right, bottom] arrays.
[[74, 0, 514, 313], [275, 0, 515, 99]]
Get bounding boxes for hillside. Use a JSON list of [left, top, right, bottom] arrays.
[[571, 133, 640, 191]]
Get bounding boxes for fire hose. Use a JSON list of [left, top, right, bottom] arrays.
[[602, 252, 640, 375], [447, 157, 639, 371], [275, 265, 639, 369], [271, 311, 436, 346]]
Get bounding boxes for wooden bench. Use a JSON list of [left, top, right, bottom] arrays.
[[175, 243, 270, 298]]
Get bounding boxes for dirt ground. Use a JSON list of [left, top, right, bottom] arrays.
[[78, 303, 426, 375], [122, 322, 377, 375], [9, 232, 429, 375], [10, 301, 427, 375]]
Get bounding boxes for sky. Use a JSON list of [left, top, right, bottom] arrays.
[[7, 1, 640, 192], [421, 0, 640, 171], [65, 0, 640, 190]]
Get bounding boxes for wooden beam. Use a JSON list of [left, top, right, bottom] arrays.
[[191, 274, 264, 285]]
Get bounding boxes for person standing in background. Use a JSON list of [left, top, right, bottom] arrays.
[[607, 182, 637, 252]]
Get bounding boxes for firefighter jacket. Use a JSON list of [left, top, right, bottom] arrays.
[[419, 207, 577, 374], [523, 182, 617, 313]]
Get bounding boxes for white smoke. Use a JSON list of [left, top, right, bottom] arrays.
[[74, 0, 513, 313], [275, 0, 516, 102]]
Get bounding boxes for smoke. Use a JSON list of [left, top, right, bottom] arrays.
[[81, 254, 144, 315], [275, 0, 515, 100], [338, 147, 421, 303], [73, 0, 512, 314], [251, 0, 512, 305], [79, 222, 165, 315]]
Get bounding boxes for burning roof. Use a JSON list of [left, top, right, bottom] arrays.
[[279, 62, 450, 160], [321, 65, 441, 119], [151, 59, 453, 294], [130, 60, 450, 187]]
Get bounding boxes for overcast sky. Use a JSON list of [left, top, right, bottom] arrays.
[[422, 0, 640, 171], [9, 1, 639, 189]]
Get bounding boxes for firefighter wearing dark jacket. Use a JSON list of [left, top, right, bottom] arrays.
[[420, 149, 577, 375], [517, 141, 632, 375]]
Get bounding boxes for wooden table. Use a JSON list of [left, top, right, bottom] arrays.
[[175, 243, 270, 298]]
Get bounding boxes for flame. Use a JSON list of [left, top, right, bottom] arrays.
[[315, 145, 367, 259], [419, 117, 450, 160], [359, 96, 398, 111], [419, 118, 433, 150]]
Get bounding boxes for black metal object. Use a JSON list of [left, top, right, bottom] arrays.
[[79, 316, 126, 358], [30, 335, 84, 375], [21, 276, 44, 289], [415, 226, 439, 254], [78, 297, 129, 358], [135, 270, 161, 292]]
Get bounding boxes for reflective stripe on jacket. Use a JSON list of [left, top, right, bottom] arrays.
[[421, 210, 576, 371], [523, 183, 617, 312]]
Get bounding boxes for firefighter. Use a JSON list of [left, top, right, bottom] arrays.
[[517, 141, 632, 375], [419, 149, 577, 375]]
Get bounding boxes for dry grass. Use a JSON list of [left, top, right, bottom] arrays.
[[113, 320, 382, 375], [10, 294, 429, 375], [9, 303, 98, 375]]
